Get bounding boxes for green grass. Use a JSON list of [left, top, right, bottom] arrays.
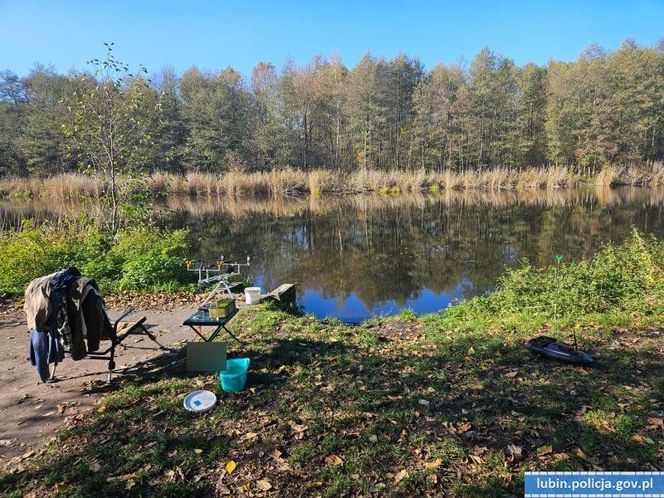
[[2, 301, 663, 497]]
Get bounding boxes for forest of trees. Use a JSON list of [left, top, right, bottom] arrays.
[[1, 39, 663, 178]]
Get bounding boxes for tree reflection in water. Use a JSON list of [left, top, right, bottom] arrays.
[[183, 189, 664, 321], [3, 188, 664, 321]]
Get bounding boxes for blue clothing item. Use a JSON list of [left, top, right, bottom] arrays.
[[50, 267, 81, 290], [29, 328, 63, 382]]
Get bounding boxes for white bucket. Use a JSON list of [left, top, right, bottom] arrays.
[[244, 287, 261, 305]]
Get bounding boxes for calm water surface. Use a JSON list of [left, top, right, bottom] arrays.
[[178, 189, 664, 322], [4, 188, 664, 322]]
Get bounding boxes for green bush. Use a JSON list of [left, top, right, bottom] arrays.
[[0, 221, 193, 296], [0, 222, 85, 295], [451, 229, 664, 320], [116, 229, 190, 290]]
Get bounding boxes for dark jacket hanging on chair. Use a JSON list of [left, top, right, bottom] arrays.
[[49, 267, 82, 354], [25, 268, 113, 382], [69, 276, 114, 353]]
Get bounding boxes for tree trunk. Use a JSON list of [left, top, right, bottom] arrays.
[[110, 166, 117, 231], [335, 101, 341, 168], [303, 111, 308, 170], [364, 118, 369, 169]]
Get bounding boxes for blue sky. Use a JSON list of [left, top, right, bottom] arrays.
[[1, 0, 662, 77]]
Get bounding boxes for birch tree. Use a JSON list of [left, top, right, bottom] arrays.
[[64, 43, 159, 229]]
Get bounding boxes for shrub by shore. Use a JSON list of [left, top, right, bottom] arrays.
[[0, 222, 193, 297]]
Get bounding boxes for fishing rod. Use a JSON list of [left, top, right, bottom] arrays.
[[186, 256, 251, 304]]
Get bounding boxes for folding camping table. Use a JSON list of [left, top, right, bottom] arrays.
[[183, 307, 242, 344]]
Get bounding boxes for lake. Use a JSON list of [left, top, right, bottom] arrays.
[[4, 187, 664, 322], [173, 188, 664, 322]]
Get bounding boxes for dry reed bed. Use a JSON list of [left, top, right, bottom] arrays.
[[1, 164, 663, 200]]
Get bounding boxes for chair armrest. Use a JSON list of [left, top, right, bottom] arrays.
[[113, 308, 135, 335]]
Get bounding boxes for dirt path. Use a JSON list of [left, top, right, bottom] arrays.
[[0, 304, 214, 467]]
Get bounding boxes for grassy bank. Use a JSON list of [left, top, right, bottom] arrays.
[[2, 164, 664, 201], [0, 222, 193, 296], [2, 233, 663, 497]]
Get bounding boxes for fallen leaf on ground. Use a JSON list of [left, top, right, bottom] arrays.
[[575, 448, 591, 461], [647, 417, 664, 428], [54, 483, 72, 493], [107, 472, 136, 483], [269, 449, 283, 460], [20, 451, 34, 460], [215, 483, 231, 496], [289, 421, 307, 432], [458, 422, 472, 433], [632, 434, 656, 444], [324, 454, 343, 466], [256, 479, 272, 491], [225, 460, 237, 474], [288, 421, 308, 439], [537, 445, 553, 456], [394, 469, 409, 483]]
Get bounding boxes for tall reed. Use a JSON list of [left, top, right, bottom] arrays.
[[3, 165, 664, 201]]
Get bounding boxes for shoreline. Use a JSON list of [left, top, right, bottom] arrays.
[[2, 232, 663, 494], [2, 165, 664, 202]]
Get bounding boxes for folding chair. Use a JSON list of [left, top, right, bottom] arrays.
[[50, 308, 165, 383]]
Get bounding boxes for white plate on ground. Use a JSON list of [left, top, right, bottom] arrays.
[[183, 390, 217, 413]]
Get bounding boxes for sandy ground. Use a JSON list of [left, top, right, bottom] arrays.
[[0, 303, 227, 468]]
